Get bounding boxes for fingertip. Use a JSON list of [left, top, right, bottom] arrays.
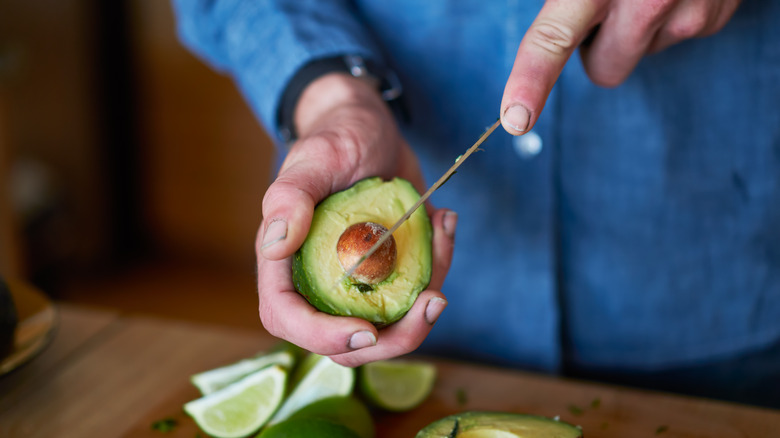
[[258, 219, 289, 259], [347, 330, 378, 350], [429, 209, 456, 291], [258, 181, 318, 260], [442, 210, 458, 239], [424, 296, 448, 325], [501, 104, 532, 135]]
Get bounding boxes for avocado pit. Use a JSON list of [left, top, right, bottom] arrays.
[[337, 221, 397, 285]]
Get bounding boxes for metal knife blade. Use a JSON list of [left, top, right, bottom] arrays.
[[338, 119, 501, 285]]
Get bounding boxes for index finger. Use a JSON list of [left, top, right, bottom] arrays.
[[256, 254, 378, 356], [501, 0, 605, 135]]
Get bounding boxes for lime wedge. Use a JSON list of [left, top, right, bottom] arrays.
[[268, 354, 355, 425], [359, 359, 436, 412], [191, 349, 296, 396], [258, 418, 361, 438], [184, 365, 287, 438]]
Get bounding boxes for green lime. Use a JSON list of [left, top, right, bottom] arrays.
[[268, 354, 355, 425], [191, 348, 297, 396], [287, 396, 374, 438], [359, 359, 436, 412], [184, 365, 287, 438], [257, 418, 361, 438]]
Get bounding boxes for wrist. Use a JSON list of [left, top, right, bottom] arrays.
[[294, 73, 388, 139], [277, 55, 404, 142]]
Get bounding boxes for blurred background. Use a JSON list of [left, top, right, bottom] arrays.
[[0, 0, 275, 330]]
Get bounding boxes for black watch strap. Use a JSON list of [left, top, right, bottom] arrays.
[[276, 55, 405, 143]]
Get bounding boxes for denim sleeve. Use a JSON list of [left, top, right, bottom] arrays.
[[170, 0, 384, 140]]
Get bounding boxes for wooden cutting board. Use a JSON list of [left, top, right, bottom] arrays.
[[122, 355, 780, 438]]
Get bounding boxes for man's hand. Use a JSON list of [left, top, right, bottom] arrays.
[[501, 0, 742, 135], [255, 73, 456, 367]]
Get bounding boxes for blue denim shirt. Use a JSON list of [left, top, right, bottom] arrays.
[[173, 1, 780, 376]]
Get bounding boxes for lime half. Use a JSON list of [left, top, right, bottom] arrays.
[[268, 354, 355, 425], [359, 359, 436, 411], [287, 396, 374, 438], [258, 418, 361, 438], [191, 349, 296, 396], [184, 365, 287, 438]]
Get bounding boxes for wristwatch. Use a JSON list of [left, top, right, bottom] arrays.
[[277, 55, 404, 143]]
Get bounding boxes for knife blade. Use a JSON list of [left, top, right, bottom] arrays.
[[338, 119, 501, 285]]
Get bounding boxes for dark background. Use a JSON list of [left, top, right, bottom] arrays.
[[0, 0, 275, 329]]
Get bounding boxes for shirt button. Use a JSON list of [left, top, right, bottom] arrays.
[[513, 130, 543, 158]]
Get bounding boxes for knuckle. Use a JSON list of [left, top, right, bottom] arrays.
[[644, 0, 677, 17], [667, 12, 709, 40], [394, 336, 423, 354], [588, 71, 626, 89], [257, 296, 284, 338], [330, 355, 362, 368], [526, 19, 579, 56]]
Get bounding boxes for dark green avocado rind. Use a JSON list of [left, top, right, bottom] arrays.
[[415, 411, 583, 437], [291, 177, 432, 325]]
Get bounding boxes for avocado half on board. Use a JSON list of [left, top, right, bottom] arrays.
[[292, 177, 432, 326], [416, 411, 583, 438]]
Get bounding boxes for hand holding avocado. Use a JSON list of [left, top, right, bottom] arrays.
[[255, 73, 456, 367]]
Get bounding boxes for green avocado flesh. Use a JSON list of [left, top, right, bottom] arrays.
[[292, 177, 432, 325], [415, 412, 583, 438]]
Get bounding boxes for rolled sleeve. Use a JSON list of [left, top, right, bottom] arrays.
[[171, 0, 384, 140]]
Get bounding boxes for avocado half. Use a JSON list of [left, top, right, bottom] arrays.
[[415, 412, 583, 438], [292, 177, 432, 325]]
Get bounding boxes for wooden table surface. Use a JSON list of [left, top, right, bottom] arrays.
[[1, 304, 779, 438]]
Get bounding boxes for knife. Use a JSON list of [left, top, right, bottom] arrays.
[[338, 119, 501, 285]]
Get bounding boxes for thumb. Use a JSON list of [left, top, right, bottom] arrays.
[[501, 0, 603, 135], [257, 160, 340, 261]]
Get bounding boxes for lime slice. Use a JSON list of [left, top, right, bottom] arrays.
[[288, 396, 374, 438], [258, 418, 361, 438], [184, 365, 287, 438], [359, 359, 436, 412], [191, 349, 296, 396], [268, 354, 355, 425]]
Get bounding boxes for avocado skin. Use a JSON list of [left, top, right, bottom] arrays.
[[415, 411, 583, 437], [292, 177, 432, 325], [0, 277, 18, 359]]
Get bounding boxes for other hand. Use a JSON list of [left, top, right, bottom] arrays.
[[501, 0, 742, 135]]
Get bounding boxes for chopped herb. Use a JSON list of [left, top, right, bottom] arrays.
[[655, 425, 669, 435], [567, 404, 584, 416], [590, 397, 601, 409], [455, 388, 468, 407], [151, 418, 178, 433]]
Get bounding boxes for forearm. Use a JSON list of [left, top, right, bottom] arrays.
[[171, 0, 386, 141]]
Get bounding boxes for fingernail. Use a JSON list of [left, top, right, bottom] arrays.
[[425, 297, 448, 325], [502, 104, 530, 134], [443, 211, 458, 238], [348, 330, 377, 350], [261, 219, 287, 250]]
